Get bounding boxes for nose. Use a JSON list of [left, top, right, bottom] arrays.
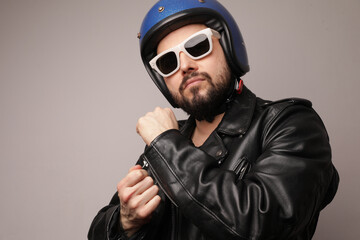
[[179, 52, 198, 76]]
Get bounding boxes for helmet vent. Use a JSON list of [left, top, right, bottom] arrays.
[[199, 0, 206, 3], [158, 6, 165, 12]]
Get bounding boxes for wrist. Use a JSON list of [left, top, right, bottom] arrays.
[[120, 216, 140, 237]]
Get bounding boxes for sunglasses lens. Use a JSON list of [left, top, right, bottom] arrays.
[[184, 34, 210, 58], [156, 51, 178, 75]]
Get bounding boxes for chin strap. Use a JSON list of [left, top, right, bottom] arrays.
[[236, 79, 244, 94], [225, 78, 243, 103], [216, 78, 243, 115]]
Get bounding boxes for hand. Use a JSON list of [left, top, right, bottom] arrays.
[[117, 165, 161, 237], [136, 107, 179, 145]]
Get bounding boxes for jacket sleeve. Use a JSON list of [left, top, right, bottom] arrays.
[[88, 193, 153, 240], [141, 104, 338, 239], [88, 193, 120, 240]]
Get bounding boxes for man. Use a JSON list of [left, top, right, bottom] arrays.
[[88, 0, 339, 239]]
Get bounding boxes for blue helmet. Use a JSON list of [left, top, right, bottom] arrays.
[[139, 0, 249, 107]]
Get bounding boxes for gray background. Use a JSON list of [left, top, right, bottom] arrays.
[[0, 0, 359, 239]]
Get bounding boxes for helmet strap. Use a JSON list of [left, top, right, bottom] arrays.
[[235, 79, 244, 94], [215, 77, 243, 116]]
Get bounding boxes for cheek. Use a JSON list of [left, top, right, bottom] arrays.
[[200, 57, 223, 77], [211, 49, 228, 75], [201, 46, 227, 73], [164, 75, 180, 93]]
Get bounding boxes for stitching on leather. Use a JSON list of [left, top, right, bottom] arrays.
[[142, 154, 179, 208]]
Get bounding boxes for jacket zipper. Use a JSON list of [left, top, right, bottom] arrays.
[[233, 156, 251, 180]]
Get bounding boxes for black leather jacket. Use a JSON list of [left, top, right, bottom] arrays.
[[88, 87, 339, 240]]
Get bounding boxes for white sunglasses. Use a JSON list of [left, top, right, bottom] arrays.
[[149, 28, 221, 78]]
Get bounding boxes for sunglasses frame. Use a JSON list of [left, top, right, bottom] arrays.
[[149, 28, 221, 78]]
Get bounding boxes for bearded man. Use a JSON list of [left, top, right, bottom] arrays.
[[88, 1, 339, 239]]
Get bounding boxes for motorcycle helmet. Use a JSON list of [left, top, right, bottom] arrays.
[[139, 0, 249, 107]]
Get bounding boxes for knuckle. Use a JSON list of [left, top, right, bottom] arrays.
[[145, 110, 154, 116], [137, 209, 148, 219], [137, 117, 145, 125], [152, 185, 159, 193], [129, 169, 142, 179], [134, 169, 142, 178], [117, 178, 129, 192], [134, 169, 146, 179], [128, 198, 140, 210], [139, 169, 149, 178], [118, 191, 125, 201], [119, 187, 131, 202], [117, 182, 123, 192], [146, 176, 154, 185]]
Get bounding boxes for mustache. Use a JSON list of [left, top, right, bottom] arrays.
[[179, 72, 212, 91]]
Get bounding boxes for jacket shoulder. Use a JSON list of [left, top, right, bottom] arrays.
[[260, 97, 312, 110]]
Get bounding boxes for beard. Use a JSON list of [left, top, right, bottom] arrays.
[[170, 64, 232, 122]]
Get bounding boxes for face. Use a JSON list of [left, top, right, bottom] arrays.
[[157, 24, 232, 122]]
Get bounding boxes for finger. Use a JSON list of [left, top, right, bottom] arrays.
[[154, 106, 162, 113], [125, 184, 158, 210], [138, 195, 162, 219], [125, 169, 148, 185], [132, 176, 155, 196], [138, 184, 159, 206], [136, 116, 152, 135], [165, 108, 178, 126], [128, 165, 142, 173], [117, 169, 148, 194], [164, 107, 172, 114]]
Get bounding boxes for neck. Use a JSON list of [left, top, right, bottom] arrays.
[[192, 113, 225, 147]]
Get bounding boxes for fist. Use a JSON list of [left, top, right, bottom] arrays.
[[117, 165, 161, 236], [136, 107, 179, 145]]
